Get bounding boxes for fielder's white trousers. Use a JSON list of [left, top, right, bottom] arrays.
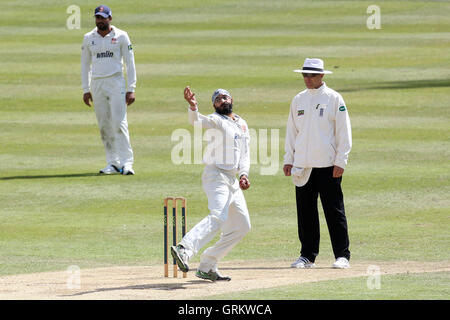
[[91, 74, 133, 168], [180, 165, 251, 272]]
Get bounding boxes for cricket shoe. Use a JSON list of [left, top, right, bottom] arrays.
[[171, 245, 189, 273], [99, 164, 121, 174], [333, 257, 350, 269], [291, 256, 315, 269], [122, 166, 135, 175], [195, 269, 231, 282]]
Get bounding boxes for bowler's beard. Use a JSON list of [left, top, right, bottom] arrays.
[[215, 102, 233, 115], [96, 22, 109, 31]]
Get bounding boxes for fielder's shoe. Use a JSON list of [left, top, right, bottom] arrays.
[[171, 245, 189, 273], [99, 164, 121, 174], [195, 269, 231, 282], [333, 257, 350, 269], [122, 166, 135, 175], [291, 256, 315, 269]]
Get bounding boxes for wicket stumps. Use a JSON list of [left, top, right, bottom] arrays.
[[164, 196, 187, 278]]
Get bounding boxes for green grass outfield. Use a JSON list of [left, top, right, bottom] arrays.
[[206, 272, 450, 300], [0, 0, 449, 299]]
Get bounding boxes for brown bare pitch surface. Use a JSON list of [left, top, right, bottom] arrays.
[[0, 260, 448, 300]]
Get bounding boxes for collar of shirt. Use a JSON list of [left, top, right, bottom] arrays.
[[307, 82, 327, 95], [95, 26, 116, 38], [216, 112, 243, 129], [216, 112, 240, 122]]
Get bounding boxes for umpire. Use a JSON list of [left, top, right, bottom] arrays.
[[283, 58, 352, 269]]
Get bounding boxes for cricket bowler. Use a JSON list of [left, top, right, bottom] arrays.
[[170, 86, 251, 281]]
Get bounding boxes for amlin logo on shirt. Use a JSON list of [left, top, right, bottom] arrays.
[[297, 110, 304, 116], [97, 51, 114, 58]]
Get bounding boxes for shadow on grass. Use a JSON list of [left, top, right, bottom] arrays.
[[339, 79, 450, 92], [0, 173, 104, 181], [220, 266, 292, 270], [60, 280, 209, 297]]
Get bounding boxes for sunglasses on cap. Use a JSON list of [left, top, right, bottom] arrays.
[[214, 95, 231, 102], [302, 73, 321, 78]]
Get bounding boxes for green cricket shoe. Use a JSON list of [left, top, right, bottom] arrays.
[[170, 245, 189, 273], [195, 269, 231, 282]]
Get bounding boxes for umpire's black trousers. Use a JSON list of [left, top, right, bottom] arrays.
[[295, 166, 350, 262]]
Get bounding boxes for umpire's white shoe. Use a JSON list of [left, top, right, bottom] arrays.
[[291, 256, 315, 268], [99, 164, 121, 174], [333, 257, 350, 269], [122, 166, 135, 175]]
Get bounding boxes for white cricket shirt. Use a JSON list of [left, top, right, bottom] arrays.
[[81, 25, 136, 93], [188, 107, 250, 178]]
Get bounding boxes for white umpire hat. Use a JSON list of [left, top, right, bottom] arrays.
[[293, 58, 333, 74]]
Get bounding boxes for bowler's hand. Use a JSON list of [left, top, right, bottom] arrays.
[[283, 164, 293, 176], [333, 165, 344, 178], [184, 86, 198, 110], [126, 92, 135, 106], [239, 175, 250, 190], [83, 92, 92, 107]]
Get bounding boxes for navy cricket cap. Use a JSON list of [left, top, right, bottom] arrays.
[[94, 5, 112, 18]]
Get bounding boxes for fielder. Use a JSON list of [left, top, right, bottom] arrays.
[[81, 5, 136, 175], [171, 86, 251, 281]]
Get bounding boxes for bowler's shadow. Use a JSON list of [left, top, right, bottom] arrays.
[[0, 173, 103, 181], [60, 265, 333, 297], [60, 280, 209, 297]]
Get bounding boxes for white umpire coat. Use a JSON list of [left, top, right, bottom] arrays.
[[284, 82, 352, 171]]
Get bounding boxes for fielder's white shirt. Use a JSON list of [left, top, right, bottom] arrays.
[[188, 107, 250, 178], [81, 25, 136, 93], [284, 82, 352, 169]]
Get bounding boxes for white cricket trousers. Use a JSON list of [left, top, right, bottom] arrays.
[[180, 165, 251, 272], [91, 74, 133, 168]]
